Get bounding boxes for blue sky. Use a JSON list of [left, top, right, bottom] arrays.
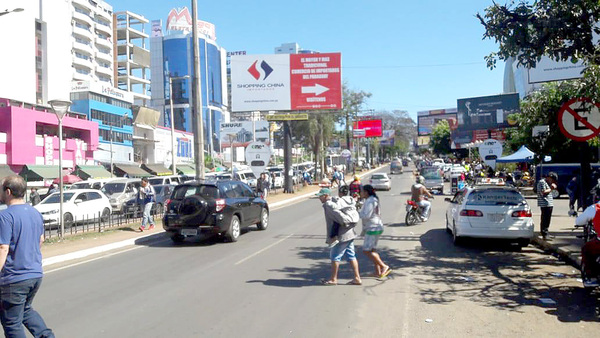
[[114, 0, 504, 120]]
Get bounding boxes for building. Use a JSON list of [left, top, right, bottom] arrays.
[[274, 42, 319, 55], [0, 98, 99, 173], [113, 11, 151, 106], [70, 81, 134, 166], [149, 7, 229, 158]]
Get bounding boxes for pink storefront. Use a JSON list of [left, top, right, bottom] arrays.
[[0, 98, 99, 173]]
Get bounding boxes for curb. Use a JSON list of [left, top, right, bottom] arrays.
[[531, 237, 582, 269]]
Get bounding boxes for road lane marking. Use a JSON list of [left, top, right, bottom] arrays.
[[234, 233, 295, 265], [44, 246, 143, 274]]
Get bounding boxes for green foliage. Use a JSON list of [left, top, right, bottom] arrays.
[[429, 120, 451, 155]]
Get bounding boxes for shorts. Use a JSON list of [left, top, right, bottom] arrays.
[[329, 240, 357, 262], [363, 230, 383, 251]]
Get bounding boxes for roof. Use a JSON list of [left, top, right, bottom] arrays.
[[141, 163, 171, 176], [174, 164, 195, 175], [496, 146, 535, 163], [19, 165, 60, 181], [74, 165, 112, 179], [113, 164, 151, 178], [0, 165, 16, 179]]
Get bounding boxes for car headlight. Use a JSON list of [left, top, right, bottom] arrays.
[[110, 198, 117, 204], [43, 210, 59, 215]]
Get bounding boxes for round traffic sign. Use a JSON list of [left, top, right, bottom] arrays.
[[557, 98, 600, 142], [341, 149, 352, 158]]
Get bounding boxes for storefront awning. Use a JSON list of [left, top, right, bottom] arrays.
[[113, 164, 152, 178], [74, 165, 113, 180], [0, 165, 16, 179], [141, 163, 171, 176], [173, 164, 195, 175], [19, 165, 61, 181]]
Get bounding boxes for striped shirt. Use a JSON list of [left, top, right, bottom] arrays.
[[537, 179, 553, 207]]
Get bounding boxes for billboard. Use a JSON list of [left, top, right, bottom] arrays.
[[450, 128, 506, 149], [230, 53, 342, 112], [417, 108, 458, 136], [219, 121, 270, 148], [528, 56, 585, 84], [380, 129, 395, 146], [353, 119, 382, 138], [165, 7, 216, 40], [457, 93, 520, 131]]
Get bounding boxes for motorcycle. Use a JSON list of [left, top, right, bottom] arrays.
[[575, 221, 600, 289], [405, 197, 432, 226]]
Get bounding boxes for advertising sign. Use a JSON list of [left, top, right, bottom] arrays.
[[457, 93, 520, 131], [450, 129, 506, 149], [380, 129, 395, 146], [418, 113, 458, 136], [245, 142, 271, 177], [165, 7, 216, 40], [71, 81, 134, 103], [220, 121, 269, 148], [528, 56, 585, 84], [352, 119, 382, 138], [151, 20, 163, 37], [230, 53, 342, 112], [265, 114, 308, 121], [478, 139, 503, 168]]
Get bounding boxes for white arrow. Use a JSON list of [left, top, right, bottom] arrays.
[[301, 84, 329, 96]]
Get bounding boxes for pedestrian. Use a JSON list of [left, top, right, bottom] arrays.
[[575, 196, 600, 287], [359, 185, 391, 278], [0, 175, 54, 337], [257, 173, 270, 199], [317, 188, 362, 286], [537, 172, 558, 239], [331, 168, 340, 188], [138, 177, 156, 232], [29, 188, 41, 206], [566, 174, 579, 216], [46, 184, 57, 195]]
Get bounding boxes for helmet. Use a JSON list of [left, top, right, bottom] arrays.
[[354, 175, 360, 181], [338, 185, 349, 196], [416, 176, 425, 184]]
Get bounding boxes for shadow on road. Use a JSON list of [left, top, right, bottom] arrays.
[[397, 228, 599, 322]]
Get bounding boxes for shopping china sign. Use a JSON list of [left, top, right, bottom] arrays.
[[230, 53, 342, 112]]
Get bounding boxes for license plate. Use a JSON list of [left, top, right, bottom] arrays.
[[181, 229, 198, 236], [488, 214, 504, 222]]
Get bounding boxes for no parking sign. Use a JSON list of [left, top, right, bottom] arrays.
[[558, 98, 600, 142]]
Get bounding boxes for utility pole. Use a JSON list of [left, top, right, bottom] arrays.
[[191, 0, 205, 179]]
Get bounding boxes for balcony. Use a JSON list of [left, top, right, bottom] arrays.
[[95, 50, 113, 63], [95, 9, 112, 22], [72, 10, 94, 27], [95, 37, 112, 49], [72, 40, 94, 55], [72, 0, 95, 12], [72, 55, 94, 70], [95, 21, 112, 36], [73, 25, 93, 40], [95, 64, 113, 77], [72, 69, 93, 81], [118, 73, 150, 85]]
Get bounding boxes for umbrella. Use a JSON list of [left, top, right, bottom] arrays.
[[53, 174, 82, 184]]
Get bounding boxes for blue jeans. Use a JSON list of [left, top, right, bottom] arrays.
[[141, 202, 155, 227], [0, 278, 54, 338]]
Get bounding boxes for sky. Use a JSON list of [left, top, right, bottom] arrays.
[[113, 0, 505, 121]]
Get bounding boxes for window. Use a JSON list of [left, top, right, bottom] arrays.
[[87, 192, 102, 200]]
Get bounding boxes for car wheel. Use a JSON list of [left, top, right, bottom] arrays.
[[256, 208, 269, 230], [551, 189, 560, 199], [101, 208, 110, 222], [171, 234, 185, 244], [225, 215, 241, 242], [453, 223, 462, 246], [63, 213, 74, 229]]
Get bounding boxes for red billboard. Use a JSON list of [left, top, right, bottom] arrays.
[[353, 119, 382, 138], [290, 53, 342, 110]]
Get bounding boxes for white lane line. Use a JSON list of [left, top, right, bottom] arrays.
[[234, 233, 294, 266], [402, 272, 411, 338], [44, 246, 143, 274]]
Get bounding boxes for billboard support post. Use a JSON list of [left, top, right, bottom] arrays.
[[283, 121, 293, 193], [191, 0, 205, 180]]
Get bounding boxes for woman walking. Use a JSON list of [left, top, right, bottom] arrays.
[[359, 185, 391, 278]]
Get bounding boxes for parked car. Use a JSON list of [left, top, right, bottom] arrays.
[[70, 178, 113, 190], [444, 165, 466, 182], [101, 179, 141, 214], [234, 170, 257, 188], [148, 175, 182, 186], [163, 180, 269, 243], [444, 186, 533, 247], [34, 189, 112, 228], [123, 184, 176, 217], [369, 173, 392, 191]]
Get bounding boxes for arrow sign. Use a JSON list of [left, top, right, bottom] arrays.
[[301, 84, 329, 96]]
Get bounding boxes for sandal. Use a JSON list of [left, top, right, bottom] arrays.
[[321, 279, 337, 286], [379, 267, 392, 278], [346, 279, 362, 285]]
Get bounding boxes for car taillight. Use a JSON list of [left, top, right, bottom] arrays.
[[165, 199, 171, 208], [215, 199, 225, 212], [460, 209, 483, 217], [511, 210, 532, 217]]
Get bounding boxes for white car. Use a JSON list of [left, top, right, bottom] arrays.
[[369, 173, 391, 191], [270, 171, 284, 188], [444, 165, 466, 181], [444, 186, 533, 247], [35, 189, 112, 228]]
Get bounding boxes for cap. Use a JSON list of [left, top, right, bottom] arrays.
[[316, 188, 332, 196]]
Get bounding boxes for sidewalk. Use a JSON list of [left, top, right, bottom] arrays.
[[41, 166, 383, 267]]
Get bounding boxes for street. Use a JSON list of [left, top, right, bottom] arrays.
[[29, 166, 598, 337]]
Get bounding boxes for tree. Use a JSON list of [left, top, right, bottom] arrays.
[[429, 120, 451, 155]]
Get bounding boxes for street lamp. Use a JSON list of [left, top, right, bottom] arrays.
[[49, 99, 71, 239], [0, 8, 24, 17], [168, 75, 190, 175]]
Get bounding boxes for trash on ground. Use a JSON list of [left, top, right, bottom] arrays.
[[459, 276, 475, 282], [539, 298, 557, 306], [576, 278, 583, 283], [425, 319, 433, 323], [550, 272, 565, 278]]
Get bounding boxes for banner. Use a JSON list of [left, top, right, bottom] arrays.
[[220, 121, 269, 148], [457, 93, 520, 131]]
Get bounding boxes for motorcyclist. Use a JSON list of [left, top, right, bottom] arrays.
[[349, 175, 362, 197], [575, 199, 600, 287], [411, 176, 433, 221]]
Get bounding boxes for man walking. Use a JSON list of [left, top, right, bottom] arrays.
[[257, 173, 270, 199], [29, 188, 41, 206], [0, 175, 54, 337], [138, 177, 156, 232], [537, 172, 558, 239], [317, 188, 362, 286]]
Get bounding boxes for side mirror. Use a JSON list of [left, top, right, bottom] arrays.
[[444, 197, 452, 203], [74, 199, 83, 204]]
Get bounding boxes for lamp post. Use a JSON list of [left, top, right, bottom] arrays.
[[169, 75, 190, 175], [0, 8, 24, 17], [49, 99, 71, 239], [228, 133, 236, 172]]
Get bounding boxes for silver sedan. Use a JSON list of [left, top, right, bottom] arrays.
[[369, 173, 392, 191]]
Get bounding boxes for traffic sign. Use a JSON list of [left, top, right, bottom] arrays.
[[341, 149, 352, 158], [558, 98, 600, 142], [245, 142, 271, 177], [265, 114, 309, 121], [478, 139, 503, 169], [353, 129, 366, 137], [290, 53, 342, 110]]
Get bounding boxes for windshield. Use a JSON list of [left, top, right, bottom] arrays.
[[71, 183, 91, 190], [101, 183, 126, 195], [466, 189, 525, 206], [172, 185, 219, 200], [372, 174, 386, 179], [422, 171, 441, 179], [245, 173, 256, 179], [148, 179, 163, 186], [42, 192, 75, 204]]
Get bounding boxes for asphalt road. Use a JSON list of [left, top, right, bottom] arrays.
[[24, 166, 599, 337]]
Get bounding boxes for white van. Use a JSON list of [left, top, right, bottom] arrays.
[[100, 178, 141, 213], [234, 170, 257, 188], [70, 178, 113, 190], [148, 175, 182, 186]]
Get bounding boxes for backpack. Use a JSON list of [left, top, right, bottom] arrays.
[[337, 196, 359, 227]]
